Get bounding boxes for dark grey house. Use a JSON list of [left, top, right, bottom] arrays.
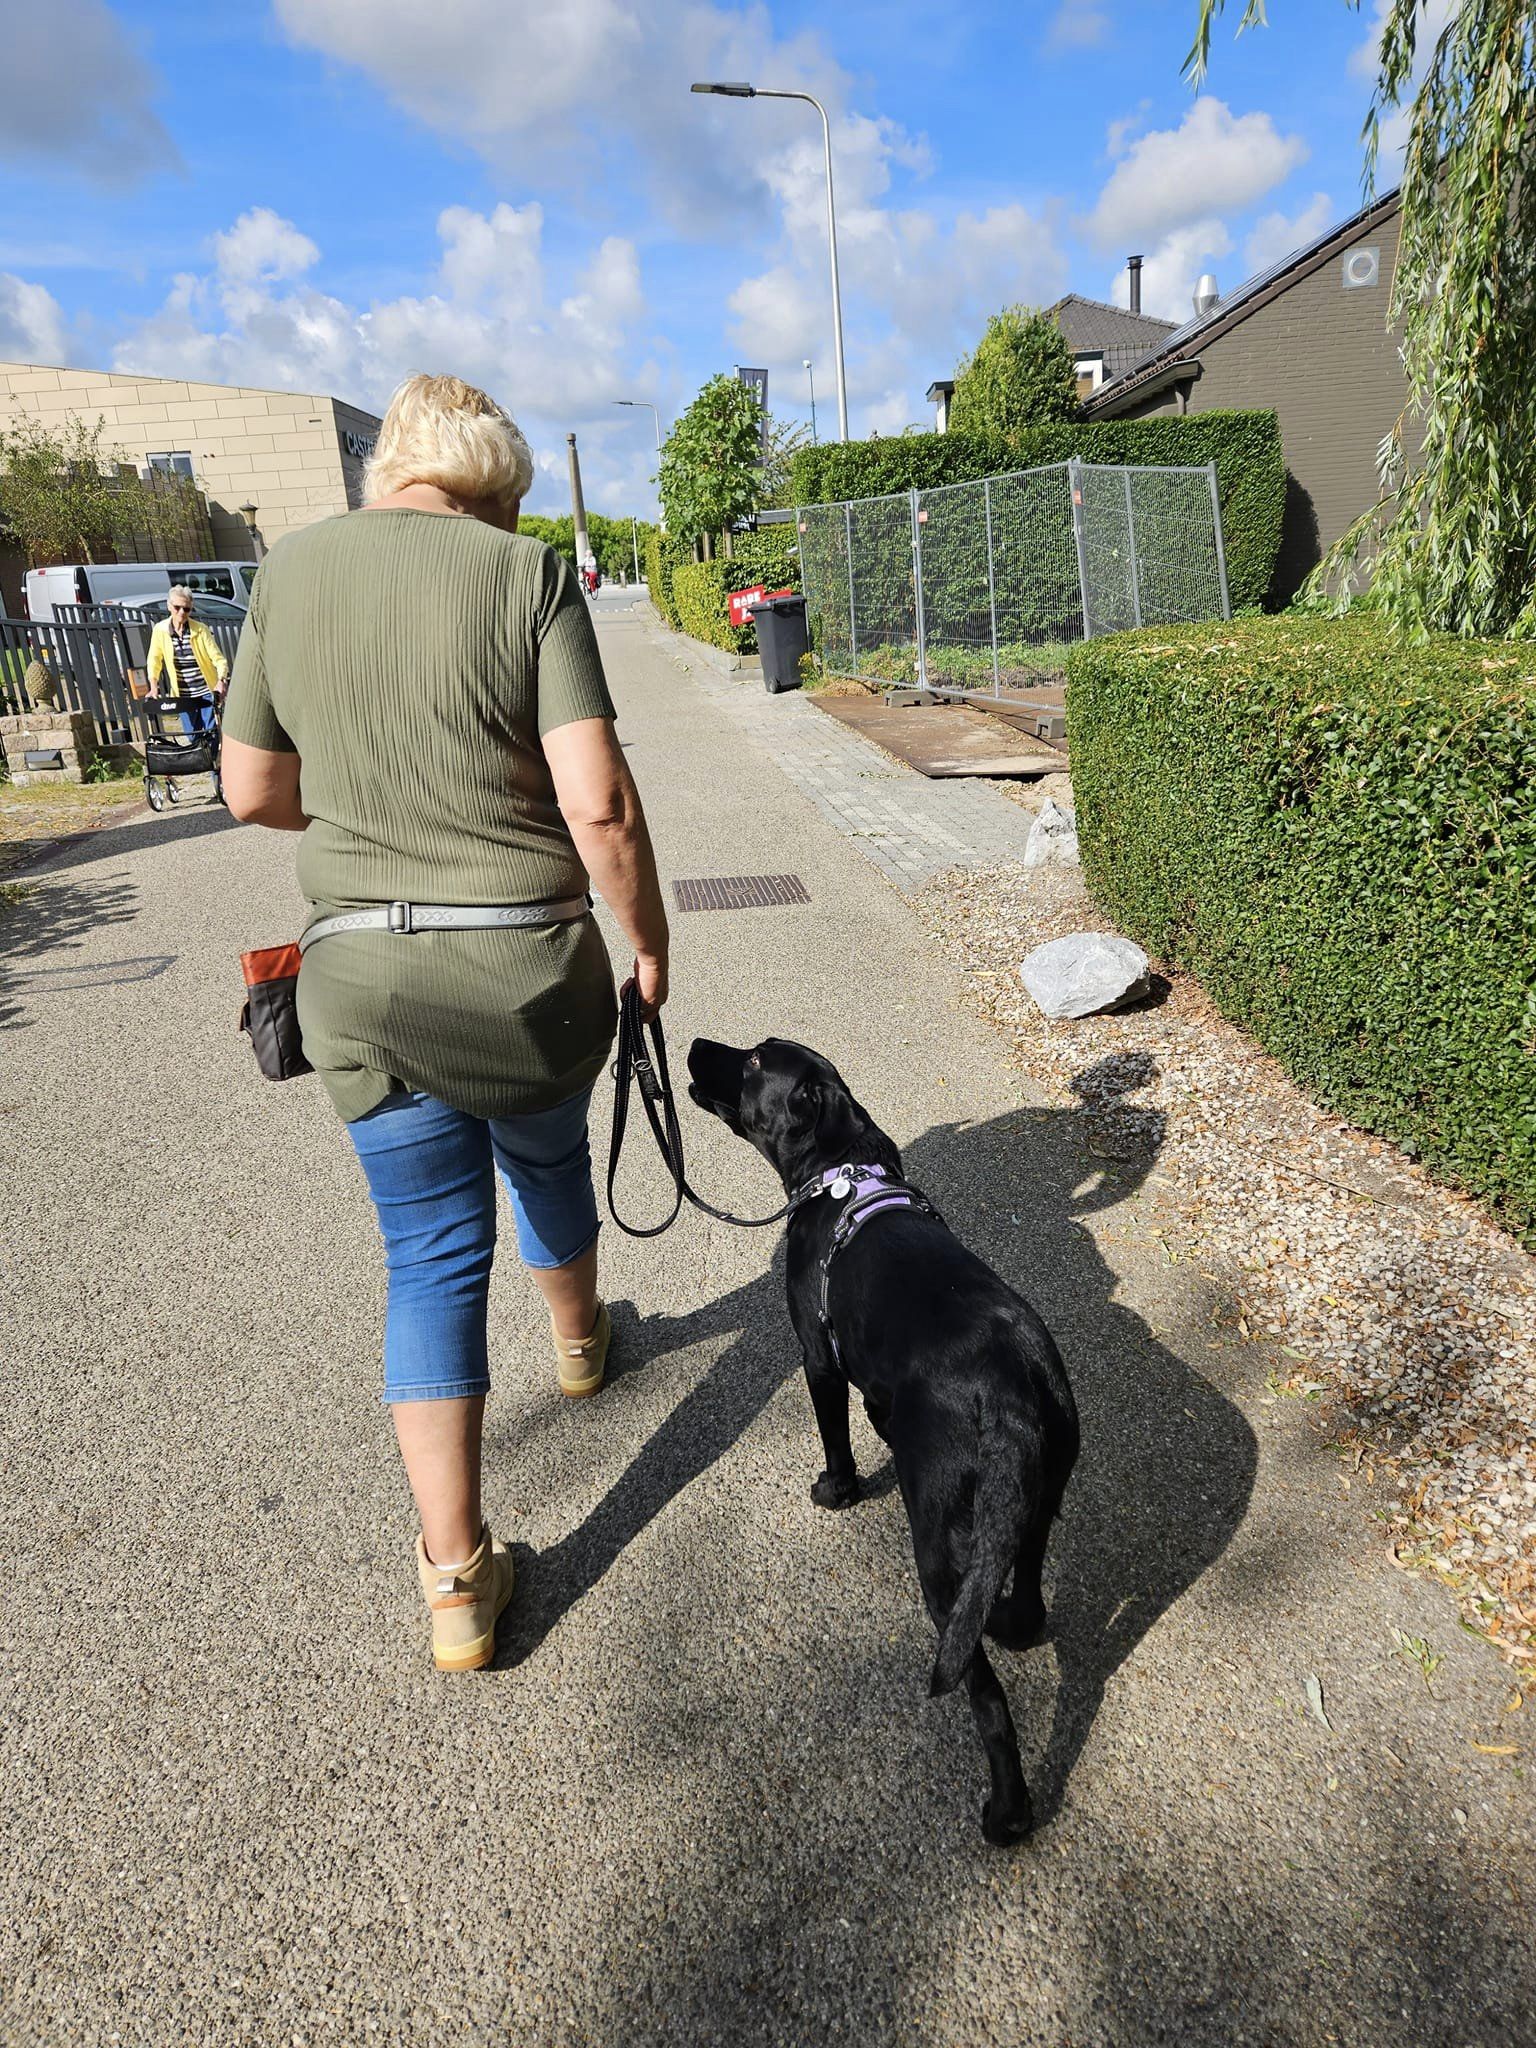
[[1084, 189, 1407, 601], [1045, 286, 1176, 400]]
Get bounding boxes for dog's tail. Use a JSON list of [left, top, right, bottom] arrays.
[[929, 1423, 1032, 1698]]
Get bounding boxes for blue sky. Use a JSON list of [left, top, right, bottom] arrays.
[[1, 0, 1401, 517]]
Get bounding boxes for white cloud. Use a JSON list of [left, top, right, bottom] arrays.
[[272, 0, 865, 233], [0, 274, 70, 365], [110, 206, 655, 516], [1085, 96, 1308, 250], [1244, 191, 1335, 273], [212, 209, 321, 286], [1048, 0, 1110, 51], [3, 0, 178, 182], [1110, 220, 1234, 324]]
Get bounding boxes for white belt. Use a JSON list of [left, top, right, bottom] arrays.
[[298, 895, 591, 955]]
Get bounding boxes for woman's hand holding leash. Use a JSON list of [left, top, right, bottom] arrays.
[[625, 950, 668, 1022]]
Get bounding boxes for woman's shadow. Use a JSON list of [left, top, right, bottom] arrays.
[[498, 1051, 1257, 1821]]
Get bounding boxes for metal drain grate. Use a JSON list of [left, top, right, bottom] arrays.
[[672, 873, 810, 913]]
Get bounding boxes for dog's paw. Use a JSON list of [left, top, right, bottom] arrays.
[[985, 1595, 1048, 1652], [811, 1470, 860, 1510], [981, 1791, 1035, 1847]]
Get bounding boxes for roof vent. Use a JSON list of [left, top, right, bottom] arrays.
[[1193, 274, 1220, 317]]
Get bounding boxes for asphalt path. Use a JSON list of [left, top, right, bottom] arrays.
[[1, 598, 1531, 2046]]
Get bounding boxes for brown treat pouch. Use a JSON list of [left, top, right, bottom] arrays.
[[239, 944, 313, 1081]]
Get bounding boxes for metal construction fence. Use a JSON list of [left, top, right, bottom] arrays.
[[0, 607, 243, 742], [795, 455, 1230, 696]]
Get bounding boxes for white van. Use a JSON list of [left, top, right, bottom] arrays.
[[23, 559, 260, 620]]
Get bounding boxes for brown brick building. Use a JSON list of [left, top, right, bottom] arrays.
[[1083, 190, 1407, 602], [0, 358, 382, 611]]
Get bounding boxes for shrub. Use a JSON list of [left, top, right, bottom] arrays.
[[642, 528, 690, 629], [1066, 616, 1536, 1244], [949, 306, 1080, 440], [664, 531, 801, 652], [790, 411, 1285, 614]]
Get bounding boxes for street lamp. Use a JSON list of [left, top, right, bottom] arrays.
[[691, 81, 849, 442], [238, 501, 264, 562], [614, 398, 664, 532], [803, 358, 818, 445], [613, 398, 662, 450]]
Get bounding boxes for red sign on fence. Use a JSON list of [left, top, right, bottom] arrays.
[[727, 585, 792, 629]]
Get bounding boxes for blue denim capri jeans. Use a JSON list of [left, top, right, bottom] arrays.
[[347, 1086, 599, 1403]]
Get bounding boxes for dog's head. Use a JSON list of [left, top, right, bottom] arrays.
[[687, 1035, 897, 1187]]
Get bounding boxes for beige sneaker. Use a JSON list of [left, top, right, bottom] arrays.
[[416, 1526, 514, 1672], [551, 1301, 611, 1398]]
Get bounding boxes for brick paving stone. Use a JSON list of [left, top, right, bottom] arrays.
[[656, 632, 1038, 893]]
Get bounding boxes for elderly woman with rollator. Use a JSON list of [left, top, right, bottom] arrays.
[[221, 374, 669, 1672]]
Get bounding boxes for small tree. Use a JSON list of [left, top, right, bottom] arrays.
[[657, 374, 764, 555], [0, 414, 130, 566], [949, 307, 1080, 443], [0, 412, 202, 570]]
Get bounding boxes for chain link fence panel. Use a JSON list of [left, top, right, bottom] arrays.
[[795, 458, 1229, 698]]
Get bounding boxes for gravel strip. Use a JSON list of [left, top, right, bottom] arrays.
[[921, 854, 1536, 1679]]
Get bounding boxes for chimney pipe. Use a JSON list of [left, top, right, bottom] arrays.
[[1128, 254, 1143, 315]]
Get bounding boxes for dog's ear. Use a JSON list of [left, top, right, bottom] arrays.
[[785, 1074, 864, 1158]]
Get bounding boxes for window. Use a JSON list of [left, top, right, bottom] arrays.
[[146, 451, 195, 478], [170, 567, 235, 598]]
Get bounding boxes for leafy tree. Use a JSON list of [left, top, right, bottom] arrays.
[[657, 373, 764, 552], [758, 413, 814, 509], [0, 411, 211, 569], [0, 414, 132, 566], [948, 307, 1080, 443], [1188, 0, 1536, 638], [519, 510, 653, 580]]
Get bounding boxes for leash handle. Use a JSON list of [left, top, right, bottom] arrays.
[[606, 983, 792, 1238]]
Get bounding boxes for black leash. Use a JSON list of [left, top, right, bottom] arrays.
[[606, 981, 794, 1239]]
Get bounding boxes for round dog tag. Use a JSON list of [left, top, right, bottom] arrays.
[[830, 1175, 852, 1200]]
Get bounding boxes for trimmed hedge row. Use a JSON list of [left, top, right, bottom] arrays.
[[652, 530, 800, 652], [1067, 617, 1536, 1244], [642, 528, 689, 630], [790, 411, 1286, 613]]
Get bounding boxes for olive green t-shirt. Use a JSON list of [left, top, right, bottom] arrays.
[[224, 509, 618, 1122]]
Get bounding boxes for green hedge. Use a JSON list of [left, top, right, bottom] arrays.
[[1067, 617, 1536, 1243], [659, 531, 800, 653], [790, 411, 1285, 613], [642, 528, 689, 630]]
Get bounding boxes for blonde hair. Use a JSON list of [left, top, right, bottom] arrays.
[[363, 373, 534, 510]]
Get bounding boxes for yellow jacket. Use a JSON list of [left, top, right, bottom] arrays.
[[146, 617, 229, 694]]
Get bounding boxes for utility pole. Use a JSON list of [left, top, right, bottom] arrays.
[[567, 432, 591, 579]]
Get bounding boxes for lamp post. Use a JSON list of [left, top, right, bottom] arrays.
[[614, 398, 664, 532], [803, 358, 818, 445], [238, 501, 264, 561], [691, 81, 849, 442]]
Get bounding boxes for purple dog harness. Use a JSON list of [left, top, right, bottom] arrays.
[[790, 1162, 942, 1364]]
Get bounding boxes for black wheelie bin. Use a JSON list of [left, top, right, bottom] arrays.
[[749, 593, 809, 694]]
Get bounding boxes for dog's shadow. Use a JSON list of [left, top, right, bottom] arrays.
[[500, 1052, 1256, 1823]]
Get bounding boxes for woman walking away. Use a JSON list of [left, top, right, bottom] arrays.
[[221, 374, 668, 1673]]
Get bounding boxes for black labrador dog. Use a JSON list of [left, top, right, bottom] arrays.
[[687, 1033, 1079, 1844]]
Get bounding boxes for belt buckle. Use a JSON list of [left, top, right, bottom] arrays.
[[387, 900, 413, 935]]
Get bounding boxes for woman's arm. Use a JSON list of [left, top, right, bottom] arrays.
[[222, 737, 308, 831], [541, 716, 668, 1014]]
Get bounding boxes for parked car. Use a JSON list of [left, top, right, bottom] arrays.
[[105, 592, 248, 621], [23, 559, 260, 620]]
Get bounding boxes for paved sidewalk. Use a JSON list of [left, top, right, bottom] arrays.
[[1, 602, 1532, 2047], [650, 618, 1038, 889]]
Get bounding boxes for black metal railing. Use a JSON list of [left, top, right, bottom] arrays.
[[0, 611, 243, 742]]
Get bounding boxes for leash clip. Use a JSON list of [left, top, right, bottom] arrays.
[[632, 1052, 663, 1103]]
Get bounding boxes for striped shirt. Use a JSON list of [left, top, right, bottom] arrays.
[[170, 626, 203, 694]]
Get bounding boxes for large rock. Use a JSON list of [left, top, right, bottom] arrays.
[[1023, 796, 1079, 867], [1019, 933, 1151, 1019]]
